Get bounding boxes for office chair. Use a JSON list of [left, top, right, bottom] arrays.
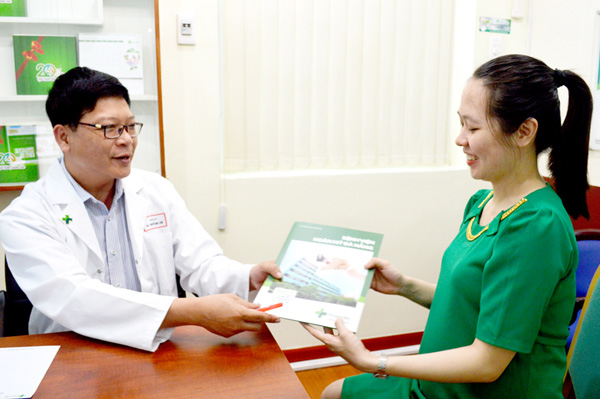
[[2, 256, 33, 337], [563, 263, 600, 399], [0, 290, 5, 337], [565, 229, 600, 350], [175, 274, 187, 298]]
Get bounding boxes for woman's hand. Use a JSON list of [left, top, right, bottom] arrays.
[[302, 318, 378, 373], [365, 257, 404, 295], [366, 258, 436, 308]]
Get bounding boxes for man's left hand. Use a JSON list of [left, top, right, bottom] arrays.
[[249, 261, 283, 290]]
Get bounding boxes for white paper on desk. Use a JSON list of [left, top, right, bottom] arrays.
[[0, 346, 60, 399]]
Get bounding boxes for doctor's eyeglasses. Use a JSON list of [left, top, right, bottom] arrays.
[[77, 122, 144, 139]]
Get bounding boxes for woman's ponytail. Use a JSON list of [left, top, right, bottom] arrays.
[[548, 69, 593, 219]]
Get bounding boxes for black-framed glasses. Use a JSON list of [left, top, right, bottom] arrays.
[[77, 122, 143, 139]]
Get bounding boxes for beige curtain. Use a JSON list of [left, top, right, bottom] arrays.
[[222, 0, 455, 172]]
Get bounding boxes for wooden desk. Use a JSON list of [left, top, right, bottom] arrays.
[[0, 326, 310, 399]]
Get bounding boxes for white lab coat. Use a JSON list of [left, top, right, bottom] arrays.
[[0, 160, 251, 351]]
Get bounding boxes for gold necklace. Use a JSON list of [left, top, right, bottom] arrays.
[[466, 193, 528, 241]]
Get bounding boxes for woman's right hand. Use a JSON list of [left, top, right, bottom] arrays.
[[365, 257, 405, 295]]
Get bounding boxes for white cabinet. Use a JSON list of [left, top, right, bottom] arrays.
[[0, 0, 164, 188]]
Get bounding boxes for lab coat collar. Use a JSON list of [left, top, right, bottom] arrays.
[[45, 160, 104, 263], [121, 170, 150, 266]]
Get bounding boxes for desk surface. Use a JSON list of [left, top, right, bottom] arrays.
[[0, 326, 310, 399]]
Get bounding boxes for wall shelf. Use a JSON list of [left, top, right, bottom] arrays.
[[0, 17, 103, 25], [0, 0, 165, 188], [0, 95, 159, 102], [0, 0, 103, 25]]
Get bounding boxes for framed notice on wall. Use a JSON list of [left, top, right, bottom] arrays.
[[590, 12, 600, 150]]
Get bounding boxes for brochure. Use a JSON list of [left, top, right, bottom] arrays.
[[13, 35, 78, 95], [78, 33, 144, 95], [0, 0, 27, 17], [0, 125, 41, 184], [254, 222, 383, 332]]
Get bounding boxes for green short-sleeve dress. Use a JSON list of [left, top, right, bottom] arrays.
[[342, 185, 577, 399]]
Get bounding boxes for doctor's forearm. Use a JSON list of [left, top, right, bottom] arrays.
[[161, 298, 193, 329], [160, 296, 240, 329], [159, 294, 279, 337]]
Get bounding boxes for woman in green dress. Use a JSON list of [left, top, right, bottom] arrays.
[[303, 54, 593, 399]]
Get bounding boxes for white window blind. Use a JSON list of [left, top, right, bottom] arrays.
[[221, 0, 455, 172]]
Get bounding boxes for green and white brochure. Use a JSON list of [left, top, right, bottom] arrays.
[[0, 125, 39, 184], [254, 222, 383, 332], [13, 35, 77, 95], [0, 0, 27, 17]]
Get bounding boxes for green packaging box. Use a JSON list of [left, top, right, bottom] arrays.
[[0, 0, 27, 17], [13, 35, 77, 95], [0, 125, 40, 184], [0, 126, 7, 153]]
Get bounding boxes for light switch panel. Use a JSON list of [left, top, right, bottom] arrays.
[[177, 13, 195, 45]]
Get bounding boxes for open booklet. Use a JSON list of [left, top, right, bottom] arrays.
[[253, 222, 383, 332]]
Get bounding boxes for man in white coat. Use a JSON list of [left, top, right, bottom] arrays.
[[0, 67, 281, 351]]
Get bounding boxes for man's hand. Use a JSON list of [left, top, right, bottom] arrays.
[[161, 294, 280, 337], [249, 261, 283, 291]]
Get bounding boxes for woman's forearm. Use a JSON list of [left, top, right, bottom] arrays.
[[361, 339, 515, 383], [398, 275, 436, 309]]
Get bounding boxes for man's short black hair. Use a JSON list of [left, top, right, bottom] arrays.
[[45, 66, 131, 128]]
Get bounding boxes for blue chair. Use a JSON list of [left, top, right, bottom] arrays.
[[566, 229, 600, 350], [563, 263, 600, 399]]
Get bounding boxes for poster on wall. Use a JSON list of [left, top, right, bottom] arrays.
[[478, 17, 511, 35], [13, 35, 78, 95], [590, 13, 600, 150]]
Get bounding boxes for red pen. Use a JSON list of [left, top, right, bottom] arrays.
[[257, 302, 283, 312]]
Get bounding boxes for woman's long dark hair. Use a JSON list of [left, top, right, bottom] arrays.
[[473, 54, 593, 219]]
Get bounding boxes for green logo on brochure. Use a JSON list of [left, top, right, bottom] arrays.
[[316, 308, 327, 318]]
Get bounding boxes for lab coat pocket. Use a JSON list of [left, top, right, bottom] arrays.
[[139, 232, 177, 295]]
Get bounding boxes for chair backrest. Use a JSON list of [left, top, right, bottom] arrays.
[[566, 229, 600, 349], [175, 274, 187, 298], [0, 290, 5, 337], [565, 263, 600, 399], [574, 229, 600, 297], [3, 256, 33, 337]]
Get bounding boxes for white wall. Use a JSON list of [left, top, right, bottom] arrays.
[[156, 0, 485, 350], [156, 0, 600, 350], [527, 0, 600, 184], [219, 169, 488, 348]]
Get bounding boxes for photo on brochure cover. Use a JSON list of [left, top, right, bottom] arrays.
[[254, 222, 383, 332]]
